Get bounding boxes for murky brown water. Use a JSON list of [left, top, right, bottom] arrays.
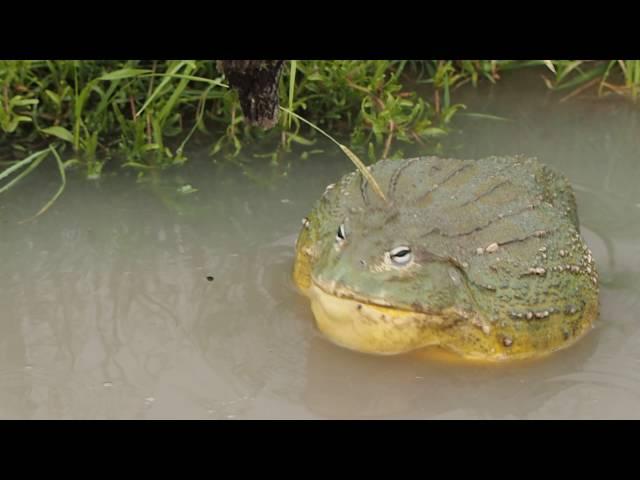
[[1, 72, 639, 419]]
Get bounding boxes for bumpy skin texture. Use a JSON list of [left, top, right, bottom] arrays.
[[293, 156, 600, 361]]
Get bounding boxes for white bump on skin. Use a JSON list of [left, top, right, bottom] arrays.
[[485, 242, 499, 253]]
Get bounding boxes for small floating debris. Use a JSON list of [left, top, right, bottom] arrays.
[[177, 184, 198, 195]]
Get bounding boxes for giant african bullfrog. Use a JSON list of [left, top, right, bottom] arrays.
[[293, 156, 599, 361]]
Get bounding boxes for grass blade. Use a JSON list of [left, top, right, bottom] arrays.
[[20, 145, 66, 222], [41, 126, 74, 143], [98, 68, 152, 81], [459, 112, 512, 122], [141, 73, 228, 87], [0, 150, 48, 194], [136, 62, 220, 118], [543, 60, 557, 74], [279, 106, 388, 203], [0, 147, 50, 182], [287, 60, 297, 129]]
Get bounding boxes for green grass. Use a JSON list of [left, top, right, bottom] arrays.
[[0, 59, 638, 211]]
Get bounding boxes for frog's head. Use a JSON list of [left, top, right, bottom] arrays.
[[293, 167, 476, 356]]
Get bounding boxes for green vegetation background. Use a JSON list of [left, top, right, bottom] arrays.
[[0, 60, 638, 197]]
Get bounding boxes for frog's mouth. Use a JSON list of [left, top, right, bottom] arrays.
[[306, 278, 457, 355]]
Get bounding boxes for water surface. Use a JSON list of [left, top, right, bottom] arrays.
[[1, 72, 639, 419]]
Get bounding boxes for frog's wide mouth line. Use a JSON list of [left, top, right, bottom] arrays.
[[310, 276, 439, 316]]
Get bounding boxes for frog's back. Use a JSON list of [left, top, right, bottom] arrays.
[[369, 155, 598, 358]]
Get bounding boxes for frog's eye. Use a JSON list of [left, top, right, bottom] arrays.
[[389, 246, 412, 266], [336, 223, 346, 243]]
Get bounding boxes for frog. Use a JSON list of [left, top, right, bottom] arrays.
[[293, 155, 599, 361]]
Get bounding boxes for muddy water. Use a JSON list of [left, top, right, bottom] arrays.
[[1, 73, 640, 418]]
